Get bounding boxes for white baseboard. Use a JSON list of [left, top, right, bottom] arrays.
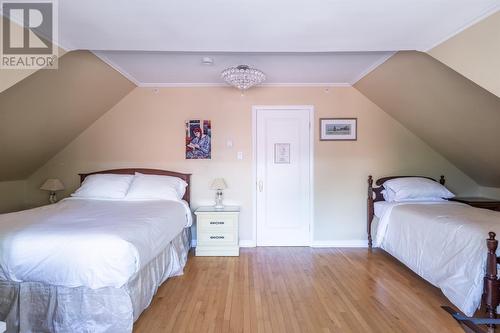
[[239, 240, 257, 247], [192, 239, 367, 248], [310, 240, 368, 248], [196, 246, 239, 256], [191, 239, 256, 248]]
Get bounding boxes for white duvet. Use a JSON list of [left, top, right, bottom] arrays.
[[0, 198, 192, 289], [375, 201, 500, 316]]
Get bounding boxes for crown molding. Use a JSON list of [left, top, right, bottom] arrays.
[[350, 52, 396, 85], [261, 82, 351, 87], [139, 82, 226, 87], [92, 51, 141, 86], [139, 82, 351, 88]]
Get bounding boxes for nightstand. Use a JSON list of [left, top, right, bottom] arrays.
[[195, 206, 240, 256], [450, 197, 500, 212]]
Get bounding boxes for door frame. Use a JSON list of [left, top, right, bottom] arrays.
[[251, 105, 315, 247]]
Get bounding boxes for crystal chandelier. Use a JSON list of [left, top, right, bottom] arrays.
[[221, 65, 266, 90]]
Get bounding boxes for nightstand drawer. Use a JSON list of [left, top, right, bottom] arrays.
[[198, 231, 236, 245], [197, 215, 236, 231]]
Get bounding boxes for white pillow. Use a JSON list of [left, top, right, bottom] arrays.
[[125, 173, 187, 201], [72, 174, 133, 199], [381, 189, 396, 202], [383, 177, 454, 201], [382, 188, 446, 203]]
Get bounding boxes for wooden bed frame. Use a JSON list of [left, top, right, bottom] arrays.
[[484, 232, 499, 327], [79, 168, 191, 204], [367, 175, 500, 330]]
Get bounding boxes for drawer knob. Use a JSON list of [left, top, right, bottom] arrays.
[[210, 236, 225, 239], [210, 221, 224, 225]]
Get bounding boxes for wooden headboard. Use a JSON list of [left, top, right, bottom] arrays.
[[79, 168, 192, 204], [367, 175, 445, 248]]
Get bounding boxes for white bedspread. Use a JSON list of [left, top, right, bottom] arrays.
[[375, 201, 500, 316], [0, 198, 192, 289]]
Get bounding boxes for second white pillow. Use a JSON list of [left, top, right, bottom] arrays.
[[71, 174, 134, 199], [125, 173, 187, 201]]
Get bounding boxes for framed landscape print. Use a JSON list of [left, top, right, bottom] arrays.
[[185, 120, 211, 159], [320, 118, 357, 141]]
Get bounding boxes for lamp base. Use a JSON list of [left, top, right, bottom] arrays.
[[214, 190, 224, 210], [49, 192, 57, 204]]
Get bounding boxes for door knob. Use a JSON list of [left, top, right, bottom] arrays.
[[258, 180, 263, 192]]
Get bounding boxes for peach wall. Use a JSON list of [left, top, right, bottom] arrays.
[[26, 86, 477, 244]]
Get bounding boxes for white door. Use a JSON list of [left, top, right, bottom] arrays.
[[255, 106, 312, 246]]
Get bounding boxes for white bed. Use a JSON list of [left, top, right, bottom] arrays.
[[373, 199, 500, 316], [0, 169, 193, 333]]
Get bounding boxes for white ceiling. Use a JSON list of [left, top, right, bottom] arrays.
[[59, 0, 499, 52], [94, 51, 394, 86], [56, 0, 499, 85]]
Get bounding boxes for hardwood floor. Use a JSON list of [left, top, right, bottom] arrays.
[[134, 247, 465, 333]]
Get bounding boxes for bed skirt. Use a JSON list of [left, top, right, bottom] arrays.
[[0, 228, 191, 333]]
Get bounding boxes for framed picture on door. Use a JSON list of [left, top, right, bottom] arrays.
[[320, 118, 357, 141]]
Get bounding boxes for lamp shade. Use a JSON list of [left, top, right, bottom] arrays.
[[210, 178, 227, 190], [40, 179, 65, 192]]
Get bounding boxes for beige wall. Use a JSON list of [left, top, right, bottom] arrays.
[[428, 11, 500, 98], [0, 50, 136, 181], [26, 86, 477, 243], [0, 180, 26, 213], [355, 51, 500, 187], [478, 187, 500, 200]]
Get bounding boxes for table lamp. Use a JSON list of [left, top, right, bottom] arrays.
[[210, 178, 227, 209], [40, 179, 65, 204]]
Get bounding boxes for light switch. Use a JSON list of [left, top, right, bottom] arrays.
[[226, 140, 233, 148], [237, 152, 243, 160]]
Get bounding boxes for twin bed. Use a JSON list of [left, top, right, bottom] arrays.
[[367, 175, 500, 328], [0, 169, 192, 333]]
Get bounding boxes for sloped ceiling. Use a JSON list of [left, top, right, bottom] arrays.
[[428, 11, 500, 97], [354, 51, 500, 186], [0, 50, 136, 181]]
